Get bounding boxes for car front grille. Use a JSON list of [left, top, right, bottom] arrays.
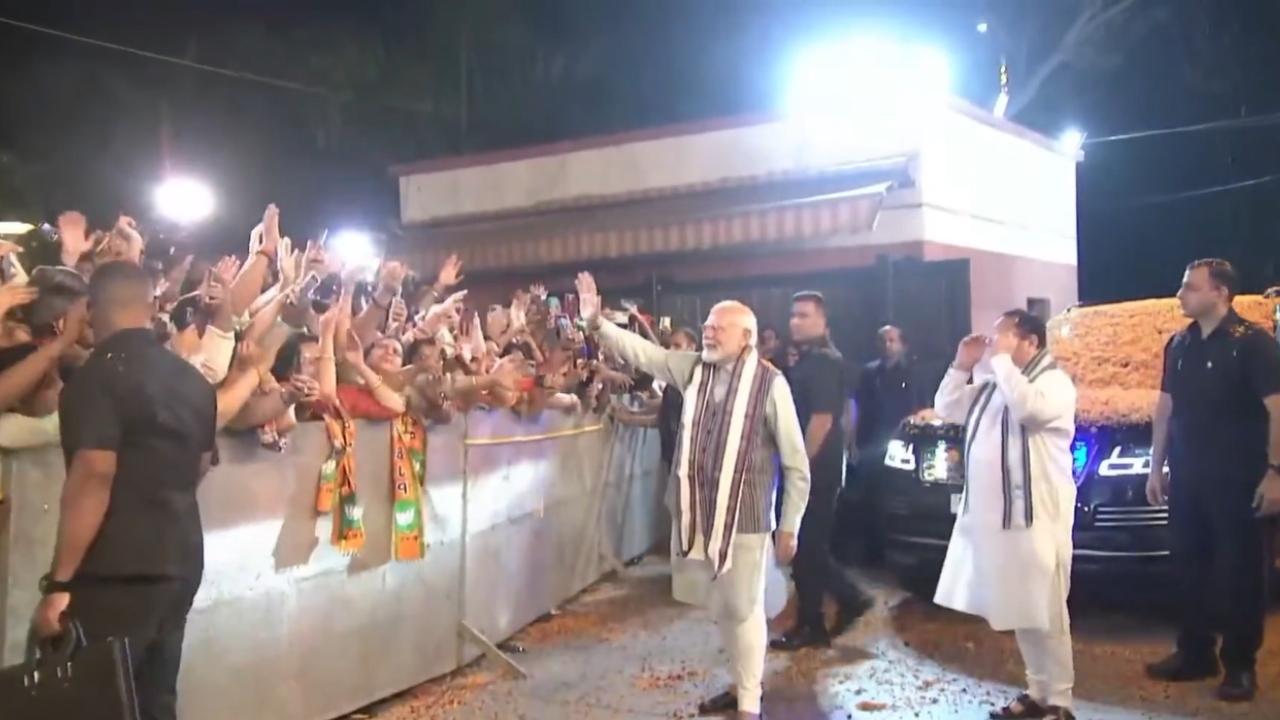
[[1092, 505, 1169, 528]]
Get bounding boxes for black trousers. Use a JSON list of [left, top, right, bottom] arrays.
[[67, 578, 199, 720], [793, 464, 865, 630], [1169, 473, 1272, 672], [852, 448, 889, 564]]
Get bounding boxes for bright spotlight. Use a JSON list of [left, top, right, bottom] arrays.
[[784, 36, 953, 120], [976, 21, 989, 34], [993, 90, 1010, 118], [154, 177, 215, 225], [0, 221, 34, 236], [329, 229, 379, 271], [1057, 128, 1086, 155]]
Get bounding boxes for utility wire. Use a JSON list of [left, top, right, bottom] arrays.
[[1120, 172, 1280, 207], [0, 15, 429, 114], [1086, 111, 1280, 144]]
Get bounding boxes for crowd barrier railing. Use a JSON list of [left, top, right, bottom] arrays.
[[0, 409, 665, 720]]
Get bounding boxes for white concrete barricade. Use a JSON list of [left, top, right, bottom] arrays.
[[0, 411, 665, 720]]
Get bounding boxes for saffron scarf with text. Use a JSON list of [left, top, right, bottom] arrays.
[[318, 410, 365, 554], [391, 415, 428, 561]]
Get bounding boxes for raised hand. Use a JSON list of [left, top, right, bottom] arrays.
[[424, 290, 468, 332], [114, 215, 145, 262], [56, 211, 92, 263], [388, 295, 409, 324], [575, 272, 601, 323], [318, 303, 341, 339], [233, 340, 263, 373], [0, 281, 37, 318], [277, 237, 302, 289], [378, 261, 408, 292], [435, 253, 464, 290], [490, 354, 526, 391], [288, 375, 321, 404], [212, 255, 241, 289], [953, 334, 989, 372], [261, 204, 281, 257], [297, 235, 324, 271], [200, 272, 228, 309], [341, 328, 367, 369]]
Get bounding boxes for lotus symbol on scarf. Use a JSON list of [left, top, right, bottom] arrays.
[[395, 507, 417, 528]]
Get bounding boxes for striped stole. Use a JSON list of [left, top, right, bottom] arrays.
[[961, 350, 1058, 530], [674, 349, 777, 577]]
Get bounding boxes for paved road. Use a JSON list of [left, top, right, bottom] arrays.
[[352, 562, 1278, 719]]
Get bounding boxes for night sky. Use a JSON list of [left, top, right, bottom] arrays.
[[0, 0, 1278, 303]]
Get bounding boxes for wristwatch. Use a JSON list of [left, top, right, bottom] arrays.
[[38, 573, 72, 596]]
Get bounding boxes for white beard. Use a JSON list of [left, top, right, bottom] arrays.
[[701, 347, 725, 364]]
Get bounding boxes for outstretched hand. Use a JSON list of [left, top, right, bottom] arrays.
[[436, 253, 464, 290], [575, 272, 601, 324], [0, 281, 37, 317]]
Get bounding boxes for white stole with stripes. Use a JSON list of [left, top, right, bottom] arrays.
[[673, 350, 763, 576]]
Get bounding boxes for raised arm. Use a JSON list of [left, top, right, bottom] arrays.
[[0, 298, 82, 413], [230, 206, 281, 317], [934, 335, 987, 424], [576, 272, 697, 390], [988, 354, 1076, 430]]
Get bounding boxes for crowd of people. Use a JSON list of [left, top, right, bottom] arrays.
[[9, 205, 682, 720], [10, 203, 1280, 720], [0, 205, 677, 456]]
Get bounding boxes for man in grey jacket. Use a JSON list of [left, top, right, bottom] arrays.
[[576, 272, 810, 720]]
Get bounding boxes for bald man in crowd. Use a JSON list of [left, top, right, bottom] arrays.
[[575, 273, 810, 720]]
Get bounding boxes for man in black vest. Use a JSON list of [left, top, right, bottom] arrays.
[[772, 291, 872, 651]]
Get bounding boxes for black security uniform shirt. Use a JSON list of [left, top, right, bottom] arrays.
[[60, 327, 218, 581], [1161, 309, 1280, 480], [790, 340, 848, 472], [854, 356, 931, 449]]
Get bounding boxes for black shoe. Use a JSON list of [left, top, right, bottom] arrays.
[[1145, 651, 1220, 682], [830, 593, 874, 638], [696, 689, 737, 716], [1044, 707, 1076, 720], [1217, 669, 1258, 703], [769, 625, 831, 652], [989, 693, 1048, 719]]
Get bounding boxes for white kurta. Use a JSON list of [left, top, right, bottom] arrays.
[[933, 354, 1077, 632]]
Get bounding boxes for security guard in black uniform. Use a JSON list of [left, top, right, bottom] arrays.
[[1145, 259, 1280, 703], [771, 291, 871, 651]]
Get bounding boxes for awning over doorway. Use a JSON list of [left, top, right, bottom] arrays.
[[394, 158, 909, 274]]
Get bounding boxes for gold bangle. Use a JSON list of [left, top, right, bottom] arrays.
[[368, 376, 385, 391], [318, 354, 336, 361]]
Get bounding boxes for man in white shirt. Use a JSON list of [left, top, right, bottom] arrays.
[[932, 310, 1078, 720]]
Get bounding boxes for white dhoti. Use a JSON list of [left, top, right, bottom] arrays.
[[671, 532, 770, 715], [933, 353, 1078, 710]]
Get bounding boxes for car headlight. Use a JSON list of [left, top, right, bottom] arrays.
[[884, 439, 916, 472], [1097, 444, 1166, 477]]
